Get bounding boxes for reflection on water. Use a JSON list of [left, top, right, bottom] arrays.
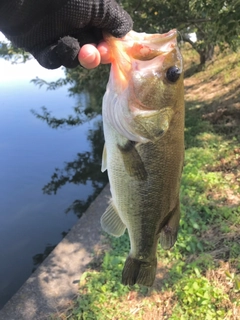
[[0, 58, 107, 309], [32, 231, 69, 273], [43, 119, 108, 217], [32, 244, 56, 273]]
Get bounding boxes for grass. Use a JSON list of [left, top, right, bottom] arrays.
[[52, 45, 240, 320]]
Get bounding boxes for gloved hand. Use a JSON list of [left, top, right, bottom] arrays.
[[0, 0, 133, 69]]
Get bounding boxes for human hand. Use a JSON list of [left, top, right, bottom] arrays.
[[0, 0, 132, 69]]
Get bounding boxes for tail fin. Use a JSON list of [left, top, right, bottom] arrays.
[[122, 256, 157, 287]]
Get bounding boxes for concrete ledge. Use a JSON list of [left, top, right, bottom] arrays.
[[0, 184, 110, 320]]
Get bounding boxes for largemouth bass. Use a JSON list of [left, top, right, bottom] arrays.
[[101, 30, 184, 286]]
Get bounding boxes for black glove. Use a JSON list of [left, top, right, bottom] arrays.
[[0, 0, 133, 69]]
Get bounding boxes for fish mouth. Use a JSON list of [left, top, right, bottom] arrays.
[[104, 29, 178, 64], [123, 29, 177, 44], [106, 29, 177, 44]]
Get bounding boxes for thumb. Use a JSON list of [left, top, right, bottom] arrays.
[[33, 36, 80, 69]]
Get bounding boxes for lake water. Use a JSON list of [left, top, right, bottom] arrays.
[[0, 57, 104, 308]]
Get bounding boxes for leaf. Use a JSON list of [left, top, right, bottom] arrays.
[[194, 267, 201, 277], [192, 281, 199, 290]]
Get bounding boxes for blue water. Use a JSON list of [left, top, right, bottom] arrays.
[[0, 58, 97, 308]]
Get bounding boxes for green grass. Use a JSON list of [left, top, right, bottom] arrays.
[[53, 48, 240, 320]]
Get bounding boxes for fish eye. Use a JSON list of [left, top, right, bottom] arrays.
[[166, 66, 181, 83]]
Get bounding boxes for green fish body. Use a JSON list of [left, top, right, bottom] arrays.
[[101, 30, 185, 286]]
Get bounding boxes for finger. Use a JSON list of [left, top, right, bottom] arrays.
[[78, 44, 101, 69], [97, 42, 112, 64]]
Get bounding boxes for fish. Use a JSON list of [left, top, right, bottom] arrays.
[[100, 29, 184, 287]]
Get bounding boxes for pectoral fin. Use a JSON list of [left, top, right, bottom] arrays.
[[101, 201, 126, 237], [159, 199, 181, 250], [117, 140, 147, 180], [101, 144, 107, 172]]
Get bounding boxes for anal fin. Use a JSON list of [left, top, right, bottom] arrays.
[[159, 198, 181, 250], [101, 201, 126, 237]]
